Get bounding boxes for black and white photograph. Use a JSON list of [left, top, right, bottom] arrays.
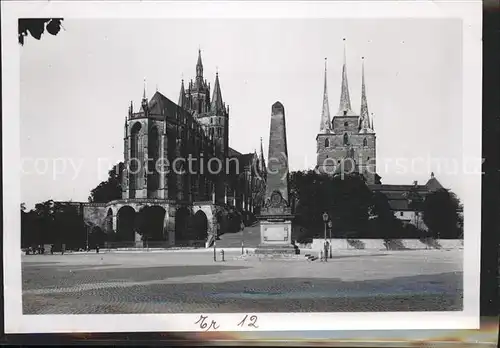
[[3, 1, 481, 334]]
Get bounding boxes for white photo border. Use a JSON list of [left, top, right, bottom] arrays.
[[2, 0, 481, 334]]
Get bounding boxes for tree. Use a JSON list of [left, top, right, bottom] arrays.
[[368, 191, 403, 239], [89, 162, 124, 203], [18, 18, 64, 45], [422, 189, 462, 239], [289, 171, 373, 239], [21, 200, 86, 249]]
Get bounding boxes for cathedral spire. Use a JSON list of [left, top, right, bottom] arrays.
[[336, 39, 354, 116], [178, 79, 186, 108], [211, 71, 224, 113], [140, 78, 149, 114], [359, 57, 372, 131], [196, 49, 203, 78], [319, 58, 332, 133], [259, 137, 266, 173], [142, 78, 147, 101]]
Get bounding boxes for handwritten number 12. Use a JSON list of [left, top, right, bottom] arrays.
[[237, 314, 259, 328]]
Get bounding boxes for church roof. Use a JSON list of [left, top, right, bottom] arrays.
[[228, 147, 242, 157], [425, 173, 444, 191]]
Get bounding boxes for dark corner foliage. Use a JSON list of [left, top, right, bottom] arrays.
[[18, 18, 64, 45]]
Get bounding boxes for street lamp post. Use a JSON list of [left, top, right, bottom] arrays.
[[328, 220, 333, 259], [322, 212, 329, 261], [213, 223, 220, 262], [86, 226, 89, 252]]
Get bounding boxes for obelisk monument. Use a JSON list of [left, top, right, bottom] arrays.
[[256, 101, 295, 255]]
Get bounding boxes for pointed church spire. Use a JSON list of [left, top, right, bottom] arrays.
[[359, 57, 372, 131], [320, 58, 332, 133], [140, 78, 149, 114], [211, 71, 224, 113], [337, 39, 354, 116], [259, 137, 266, 173], [178, 79, 186, 107], [196, 48, 203, 78]]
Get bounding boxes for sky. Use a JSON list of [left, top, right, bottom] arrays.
[[20, 18, 464, 209]]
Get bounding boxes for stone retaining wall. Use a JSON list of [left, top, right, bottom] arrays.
[[298, 239, 464, 251]]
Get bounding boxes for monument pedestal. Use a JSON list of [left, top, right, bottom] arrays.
[[255, 216, 295, 256]]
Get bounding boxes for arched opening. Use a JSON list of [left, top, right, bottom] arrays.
[[117, 206, 136, 242], [175, 206, 191, 243], [324, 138, 329, 148], [129, 122, 142, 197], [343, 133, 349, 145], [363, 137, 368, 147], [192, 210, 209, 241], [148, 126, 160, 197], [344, 121, 348, 127], [136, 205, 166, 243]]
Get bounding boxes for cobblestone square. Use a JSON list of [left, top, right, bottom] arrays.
[[22, 249, 463, 314]]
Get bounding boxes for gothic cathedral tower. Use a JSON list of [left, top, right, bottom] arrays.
[[178, 50, 229, 159], [178, 50, 229, 202], [316, 44, 377, 184]]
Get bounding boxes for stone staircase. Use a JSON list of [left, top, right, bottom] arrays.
[[215, 222, 262, 248], [304, 253, 319, 261]]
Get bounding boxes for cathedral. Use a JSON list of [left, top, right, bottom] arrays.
[[83, 50, 266, 247]]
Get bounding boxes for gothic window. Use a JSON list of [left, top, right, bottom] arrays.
[[324, 138, 329, 148], [129, 122, 142, 192], [343, 111, 347, 116], [343, 133, 348, 145], [344, 121, 348, 127], [363, 138, 368, 147], [210, 118, 213, 124], [147, 126, 160, 194], [198, 102, 202, 114], [400, 212, 404, 217], [367, 157, 370, 160]]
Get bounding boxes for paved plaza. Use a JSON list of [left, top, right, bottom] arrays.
[[22, 249, 463, 314]]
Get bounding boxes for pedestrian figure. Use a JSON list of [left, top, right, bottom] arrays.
[[96, 244, 100, 253], [323, 241, 329, 262]]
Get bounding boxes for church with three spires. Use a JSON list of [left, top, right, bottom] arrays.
[[315, 46, 376, 184]]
